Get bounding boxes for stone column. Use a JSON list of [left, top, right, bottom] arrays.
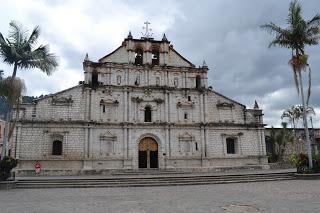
[[128, 92, 131, 122], [238, 132, 243, 155], [89, 127, 93, 159], [199, 93, 203, 123], [123, 127, 128, 158], [260, 128, 266, 155], [123, 88, 127, 122], [14, 124, 22, 159], [200, 127, 205, 158], [203, 92, 207, 123], [167, 92, 171, 122], [84, 126, 89, 158], [221, 134, 226, 155]]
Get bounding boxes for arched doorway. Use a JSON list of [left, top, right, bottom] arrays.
[[138, 137, 158, 169]]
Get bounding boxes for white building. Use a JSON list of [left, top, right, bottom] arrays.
[[12, 32, 268, 175]]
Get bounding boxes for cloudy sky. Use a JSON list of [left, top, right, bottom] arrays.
[[0, 0, 320, 127]]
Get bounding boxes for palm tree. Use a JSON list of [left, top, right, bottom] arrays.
[[262, 0, 320, 169], [281, 105, 315, 129], [0, 21, 58, 159], [270, 123, 295, 161], [0, 21, 58, 78]]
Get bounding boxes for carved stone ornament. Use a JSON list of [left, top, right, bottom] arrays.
[[216, 101, 234, 109], [177, 101, 194, 109], [100, 131, 117, 141], [178, 132, 195, 141], [131, 97, 144, 103], [100, 99, 119, 106], [153, 98, 164, 104], [51, 96, 73, 106]]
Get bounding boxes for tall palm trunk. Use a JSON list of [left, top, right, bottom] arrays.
[[298, 70, 313, 169], [1, 110, 11, 159], [12, 63, 18, 78], [1, 62, 18, 159]]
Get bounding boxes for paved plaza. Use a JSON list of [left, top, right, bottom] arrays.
[[0, 180, 320, 213]]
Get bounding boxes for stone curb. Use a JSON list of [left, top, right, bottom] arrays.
[[0, 180, 17, 190], [294, 173, 320, 180]]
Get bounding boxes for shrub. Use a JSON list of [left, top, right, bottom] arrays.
[[289, 153, 320, 174], [0, 156, 18, 181], [312, 154, 320, 173]]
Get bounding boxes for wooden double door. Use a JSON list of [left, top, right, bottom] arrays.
[[138, 137, 158, 169]]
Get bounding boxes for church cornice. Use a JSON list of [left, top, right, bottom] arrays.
[[83, 61, 207, 73], [17, 119, 266, 128], [83, 84, 211, 93]]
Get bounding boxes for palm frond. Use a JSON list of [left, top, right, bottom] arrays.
[[19, 44, 58, 75], [307, 14, 320, 26], [0, 33, 7, 45], [306, 105, 315, 115], [287, 0, 303, 27], [1, 21, 59, 76], [27, 26, 40, 46], [8, 21, 25, 45]]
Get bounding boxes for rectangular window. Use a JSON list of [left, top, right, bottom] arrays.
[[195, 142, 198, 151], [226, 138, 236, 154], [103, 105, 106, 113], [188, 96, 191, 101], [184, 112, 188, 120]]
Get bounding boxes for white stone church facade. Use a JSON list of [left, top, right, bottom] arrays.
[[12, 33, 268, 175]]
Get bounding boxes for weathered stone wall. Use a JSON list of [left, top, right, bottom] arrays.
[[12, 36, 267, 174]]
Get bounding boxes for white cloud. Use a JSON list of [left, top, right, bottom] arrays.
[[0, 0, 319, 128]]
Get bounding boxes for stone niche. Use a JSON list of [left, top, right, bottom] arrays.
[[100, 98, 119, 121], [216, 100, 234, 123], [99, 131, 117, 156], [178, 132, 198, 155]]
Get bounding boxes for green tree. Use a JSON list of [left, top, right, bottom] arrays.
[[281, 105, 315, 129], [0, 21, 58, 78], [270, 123, 295, 161], [0, 21, 58, 158], [261, 0, 320, 168]]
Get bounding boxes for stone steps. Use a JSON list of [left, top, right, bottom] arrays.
[[16, 172, 296, 189]]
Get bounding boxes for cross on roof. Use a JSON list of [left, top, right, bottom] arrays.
[[142, 21, 153, 38]]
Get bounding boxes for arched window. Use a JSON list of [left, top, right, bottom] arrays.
[[184, 112, 188, 120], [144, 106, 152, 122], [135, 49, 143, 65], [226, 137, 236, 154], [52, 140, 63, 155], [152, 51, 159, 65], [196, 75, 201, 89], [135, 76, 140, 86]]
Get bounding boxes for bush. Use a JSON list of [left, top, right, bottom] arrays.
[[312, 154, 320, 173], [289, 153, 320, 174], [0, 156, 18, 181], [267, 153, 278, 163]]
